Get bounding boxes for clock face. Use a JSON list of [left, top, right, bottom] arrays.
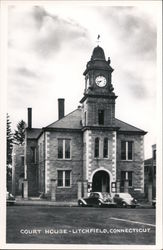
[[95, 76, 107, 87]]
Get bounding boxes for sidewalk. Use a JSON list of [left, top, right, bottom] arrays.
[[15, 196, 154, 208], [136, 201, 154, 209], [15, 196, 78, 207]]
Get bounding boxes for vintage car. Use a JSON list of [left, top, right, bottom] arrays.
[[6, 191, 16, 206], [112, 193, 137, 208], [78, 192, 116, 207]]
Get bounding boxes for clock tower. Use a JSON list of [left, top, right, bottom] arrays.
[[80, 45, 117, 127]]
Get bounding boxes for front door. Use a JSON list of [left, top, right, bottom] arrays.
[[92, 170, 110, 193]]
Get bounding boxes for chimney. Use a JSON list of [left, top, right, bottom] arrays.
[[58, 98, 65, 120], [28, 107, 32, 128]]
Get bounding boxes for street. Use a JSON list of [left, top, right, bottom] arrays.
[[7, 206, 155, 245]]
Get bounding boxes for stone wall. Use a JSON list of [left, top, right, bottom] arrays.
[[26, 139, 39, 196], [38, 133, 45, 193], [83, 96, 115, 127], [88, 130, 114, 180], [116, 133, 144, 194], [12, 144, 24, 196], [45, 130, 83, 201]]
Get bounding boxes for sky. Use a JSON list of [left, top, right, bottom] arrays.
[[5, 1, 160, 159]]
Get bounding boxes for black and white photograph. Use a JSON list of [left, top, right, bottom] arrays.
[[0, 0, 162, 249]]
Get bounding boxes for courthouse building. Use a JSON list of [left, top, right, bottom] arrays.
[[12, 45, 147, 201]]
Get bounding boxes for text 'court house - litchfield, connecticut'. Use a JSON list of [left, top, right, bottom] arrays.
[[12, 45, 147, 201]]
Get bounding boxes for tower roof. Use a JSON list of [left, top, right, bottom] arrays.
[[83, 45, 113, 75], [91, 46, 106, 60]]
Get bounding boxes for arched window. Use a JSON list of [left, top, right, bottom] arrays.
[[103, 138, 108, 158], [94, 138, 99, 158]]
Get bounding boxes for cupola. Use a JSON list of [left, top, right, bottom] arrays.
[[91, 46, 106, 60], [83, 46, 113, 76]]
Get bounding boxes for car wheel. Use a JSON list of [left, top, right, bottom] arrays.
[[121, 202, 127, 208], [98, 201, 102, 207], [78, 201, 84, 207], [152, 203, 156, 208]]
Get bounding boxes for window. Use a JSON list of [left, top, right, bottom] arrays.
[[31, 147, 36, 163], [103, 138, 109, 158], [121, 171, 133, 187], [120, 171, 126, 187], [58, 140, 63, 158], [58, 139, 71, 159], [57, 170, 71, 187], [65, 170, 71, 186], [128, 172, 132, 186], [65, 140, 70, 158], [98, 110, 104, 125], [121, 141, 133, 160], [94, 138, 99, 158], [128, 141, 133, 160], [58, 171, 63, 186]]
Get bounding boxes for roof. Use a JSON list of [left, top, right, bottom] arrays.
[[45, 108, 146, 133], [115, 118, 146, 133], [84, 46, 113, 75], [26, 128, 42, 139], [46, 109, 82, 129], [91, 46, 106, 60]]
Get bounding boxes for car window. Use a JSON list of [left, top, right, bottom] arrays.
[[114, 194, 119, 198], [119, 194, 132, 198], [94, 193, 99, 198]]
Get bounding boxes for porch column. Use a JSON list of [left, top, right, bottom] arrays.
[[83, 181, 88, 197], [116, 180, 120, 193], [51, 179, 57, 201], [77, 181, 82, 199], [124, 180, 129, 193], [23, 179, 28, 199]]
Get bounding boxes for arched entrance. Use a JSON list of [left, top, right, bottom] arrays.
[[92, 170, 110, 193]]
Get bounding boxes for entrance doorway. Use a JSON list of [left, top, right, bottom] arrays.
[[92, 170, 110, 193]]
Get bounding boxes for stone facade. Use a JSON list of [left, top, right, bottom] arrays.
[[12, 144, 24, 196], [26, 138, 38, 196], [12, 45, 147, 201], [43, 130, 83, 200], [144, 144, 156, 202]]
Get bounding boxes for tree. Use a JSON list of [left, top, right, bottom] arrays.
[[13, 120, 26, 145], [7, 114, 13, 190], [7, 114, 13, 165]]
